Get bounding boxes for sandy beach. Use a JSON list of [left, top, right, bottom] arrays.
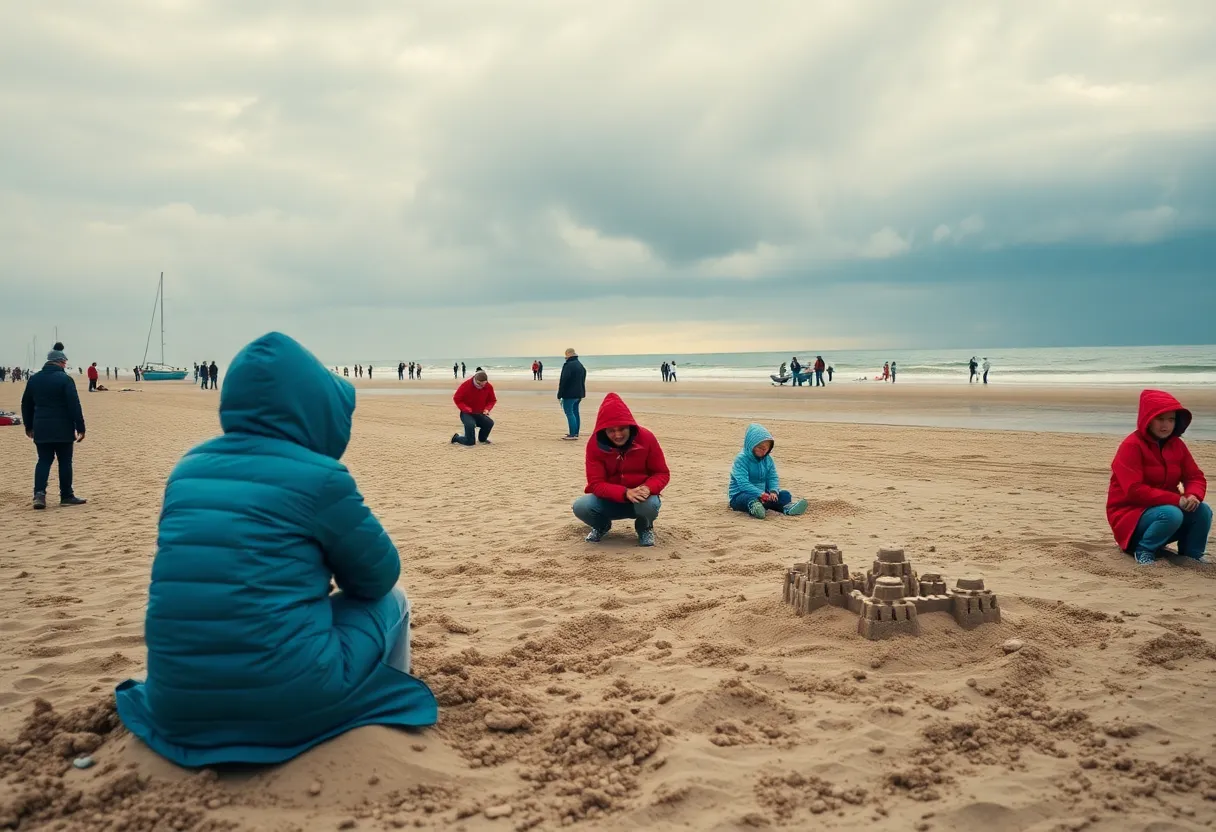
[[2, 378, 1215, 831]]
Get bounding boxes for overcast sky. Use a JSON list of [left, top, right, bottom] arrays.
[[2, 0, 1214, 367]]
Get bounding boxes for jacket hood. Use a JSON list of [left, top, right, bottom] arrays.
[[743, 423, 774, 456], [1136, 389, 1191, 440], [594, 392, 638, 448], [219, 332, 355, 459]]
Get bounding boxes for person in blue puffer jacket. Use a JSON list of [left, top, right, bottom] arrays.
[[728, 423, 809, 519], [115, 332, 437, 767]]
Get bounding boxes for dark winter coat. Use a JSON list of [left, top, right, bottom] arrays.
[[557, 355, 587, 400], [21, 362, 86, 443]]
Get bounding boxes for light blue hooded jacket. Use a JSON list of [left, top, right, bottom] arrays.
[[728, 423, 779, 501], [114, 332, 438, 766]]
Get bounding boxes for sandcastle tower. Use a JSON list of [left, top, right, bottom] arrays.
[[783, 542, 854, 615], [783, 542, 1001, 640], [949, 576, 1000, 629]]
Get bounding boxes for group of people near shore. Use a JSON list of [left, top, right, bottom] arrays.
[[969, 356, 992, 384], [193, 362, 220, 389], [12, 332, 1208, 773], [660, 361, 678, 382], [398, 362, 428, 380]]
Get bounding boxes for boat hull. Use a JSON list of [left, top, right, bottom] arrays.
[[141, 370, 188, 381]]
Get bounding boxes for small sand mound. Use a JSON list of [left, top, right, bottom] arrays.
[[1136, 627, 1216, 666], [754, 771, 868, 820]]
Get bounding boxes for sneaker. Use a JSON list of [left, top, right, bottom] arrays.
[[784, 498, 808, 516], [32, 492, 46, 510], [60, 496, 87, 506], [585, 527, 609, 543], [638, 529, 656, 547], [451, 434, 461, 444], [748, 499, 767, 520], [479, 439, 492, 445], [562, 435, 579, 441], [1134, 550, 1158, 565], [1181, 552, 1212, 565]]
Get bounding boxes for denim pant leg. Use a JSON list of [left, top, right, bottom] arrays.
[[769, 489, 792, 510], [561, 399, 577, 436], [729, 493, 756, 512], [573, 494, 642, 531], [1178, 502, 1213, 557], [55, 442, 74, 498], [33, 443, 56, 495], [475, 413, 494, 442], [572, 398, 581, 436], [1130, 505, 1185, 556], [457, 412, 478, 445]]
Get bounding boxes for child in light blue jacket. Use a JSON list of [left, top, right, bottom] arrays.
[[728, 423, 809, 518]]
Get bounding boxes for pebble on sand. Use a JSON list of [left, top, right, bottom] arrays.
[[484, 804, 514, 819], [1002, 639, 1025, 654], [308, 780, 323, 796], [72, 756, 94, 769]]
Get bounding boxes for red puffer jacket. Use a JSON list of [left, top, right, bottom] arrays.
[[585, 393, 670, 502], [453, 378, 496, 414], [1106, 389, 1207, 550]]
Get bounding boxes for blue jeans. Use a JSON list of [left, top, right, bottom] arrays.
[[793, 372, 807, 386], [561, 398, 582, 436], [331, 586, 411, 673], [34, 442, 74, 498], [730, 490, 792, 514], [454, 412, 494, 445], [815, 370, 824, 387], [573, 494, 661, 533], [1130, 503, 1212, 558]]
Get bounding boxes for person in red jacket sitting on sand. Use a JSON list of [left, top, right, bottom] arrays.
[[1107, 389, 1210, 566], [450, 371, 497, 446], [573, 393, 670, 547]]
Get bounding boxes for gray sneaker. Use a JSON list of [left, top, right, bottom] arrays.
[[638, 529, 656, 547], [586, 527, 609, 543], [32, 492, 46, 510]]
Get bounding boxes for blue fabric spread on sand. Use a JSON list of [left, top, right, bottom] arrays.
[[114, 331, 437, 766]]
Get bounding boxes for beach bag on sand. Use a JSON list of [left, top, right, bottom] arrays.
[[0, 411, 21, 426]]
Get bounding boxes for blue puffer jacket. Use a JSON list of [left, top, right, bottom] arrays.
[[115, 332, 437, 766], [728, 423, 779, 501]]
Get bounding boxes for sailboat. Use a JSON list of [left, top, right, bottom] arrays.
[[139, 272, 188, 381]]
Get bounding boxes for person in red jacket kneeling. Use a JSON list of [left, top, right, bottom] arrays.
[[1107, 390, 1210, 565], [574, 393, 670, 547], [451, 371, 497, 446]]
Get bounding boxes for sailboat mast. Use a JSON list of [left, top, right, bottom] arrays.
[[160, 272, 165, 365]]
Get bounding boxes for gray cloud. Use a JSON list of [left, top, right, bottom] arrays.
[[2, 0, 1214, 365]]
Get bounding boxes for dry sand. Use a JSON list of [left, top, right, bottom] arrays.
[[2, 379, 1215, 832]]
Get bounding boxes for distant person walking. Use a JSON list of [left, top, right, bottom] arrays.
[[558, 348, 587, 440], [814, 356, 826, 387], [21, 343, 87, 509], [982, 358, 991, 384], [453, 362, 459, 379], [661, 362, 669, 382], [450, 371, 496, 446], [890, 361, 897, 383], [532, 360, 540, 381], [827, 364, 834, 382], [669, 361, 677, 382], [537, 360, 544, 381], [208, 361, 219, 390], [790, 357, 803, 386], [969, 357, 978, 383], [398, 362, 405, 381], [881, 362, 890, 382], [416, 363, 422, 379], [87, 362, 99, 392], [461, 362, 466, 378]]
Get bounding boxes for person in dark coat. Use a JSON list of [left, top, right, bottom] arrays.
[[21, 343, 87, 509], [208, 361, 219, 389], [557, 348, 588, 440]]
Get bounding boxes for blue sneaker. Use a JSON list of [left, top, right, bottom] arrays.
[[784, 498, 808, 517], [638, 529, 656, 547], [1134, 550, 1158, 565], [748, 499, 767, 519], [586, 527, 609, 543]]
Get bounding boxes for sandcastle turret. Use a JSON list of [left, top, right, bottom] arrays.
[[783, 543, 854, 615], [949, 576, 1000, 629]]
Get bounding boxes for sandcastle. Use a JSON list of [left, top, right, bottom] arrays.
[[782, 543, 1000, 639]]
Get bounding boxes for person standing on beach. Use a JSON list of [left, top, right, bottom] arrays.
[[669, 361, 677, 382], [969, 357, 978, 383], [461, 362, 466, 378], [450, 371, 496, 446], [452, 362, 458, 379], [537, 360, 544, 381], [790, 357, 802, 386], [661, 362, 669, 382], [209, 361, 219, 390], [814, 356, 826, 387], [21, 343, 87, 509], [1107, 390, 1210, 565], [397, 362, 404, 381], [982, 358, 991, 384], [532, 360, 540, 381], [890, 361, 897, 383], [573, 393, 669, 547], [416, 363, 422, 379], [827, 364, 834, 383], [87, 362, 99, 392], [558, 348, 587, 440]]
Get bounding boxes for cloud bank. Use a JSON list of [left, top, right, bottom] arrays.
[[2, 0, 1214, 365]]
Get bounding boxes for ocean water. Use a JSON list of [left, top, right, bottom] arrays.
[[335, 345, 1216, 387]]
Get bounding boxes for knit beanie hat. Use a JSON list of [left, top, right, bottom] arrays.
[[46, 341, 68, 363]]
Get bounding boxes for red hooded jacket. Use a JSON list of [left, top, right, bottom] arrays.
[[585, 393, 671, 502], [453, 378, 497, 414], [1106, 389, 1207, 550], [87, 365, 98, 380]]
